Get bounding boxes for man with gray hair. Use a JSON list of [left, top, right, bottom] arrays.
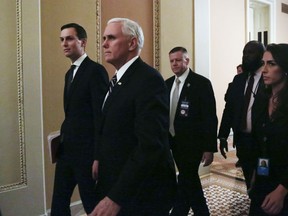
[[89, 18, 176, 216]]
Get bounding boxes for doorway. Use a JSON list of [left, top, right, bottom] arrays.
[[248, 0, 275, 46]]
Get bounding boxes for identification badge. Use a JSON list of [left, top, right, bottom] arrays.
[[180, 101, 189, 117], [257, 158, 269, 176]]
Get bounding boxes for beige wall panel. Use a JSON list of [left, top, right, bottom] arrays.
[[101, 0, 154, 77], [0, 0, 46, 215], [210, 0, 246, 123], [41, 0, 98, 209], [0, 0, 21, 188], [160, 0, 194, 79]]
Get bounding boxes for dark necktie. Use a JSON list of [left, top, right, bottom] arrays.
[[169, 77, 181, 136], [102, 74, 117, 109], [108, 74, 117, 95], [67, 65, 76, 92], [241, 73, 255, 131]]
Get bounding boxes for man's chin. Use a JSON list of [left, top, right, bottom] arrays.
[[242, 60, 262, 72], [104, 58, 113, 64], [64, 53, 71, 58]]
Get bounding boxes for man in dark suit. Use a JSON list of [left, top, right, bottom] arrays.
[[218, 40, 265, 190], [223, 64, 243, 167], [89, 18, 176, 216], [51, 23, 109, 215], [224, 64, 243, 102], [166, 47, 218, 216]]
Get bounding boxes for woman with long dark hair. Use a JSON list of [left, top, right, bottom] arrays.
[[250, 43, 288, 215]]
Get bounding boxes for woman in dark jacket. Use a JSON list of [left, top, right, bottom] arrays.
[[250, 43, 288, 215]]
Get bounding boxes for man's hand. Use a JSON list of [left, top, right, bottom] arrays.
[[219, 138, 228, 159], [88, 196, 121, 216], [92, 160, 99, 180], [201, 152, 214, 166]]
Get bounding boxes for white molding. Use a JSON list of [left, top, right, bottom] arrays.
[[194, 0, 211, 79], [46, 200, 84, 216]]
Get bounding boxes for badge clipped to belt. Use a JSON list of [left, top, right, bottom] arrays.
[[257, 158, 269, 176]]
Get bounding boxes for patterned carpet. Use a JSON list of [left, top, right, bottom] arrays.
[[187, 148, 250, 216], [210, 150, 245, 181], [203, 184, 250, 216]]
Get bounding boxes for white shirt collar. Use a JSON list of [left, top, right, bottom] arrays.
[[175, 68, 190, 83], [72, 53, 87, 67], [115, 56, 139, 81], [254, 67, 262, 78]]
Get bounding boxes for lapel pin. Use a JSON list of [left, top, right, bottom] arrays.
[[187, 83, 191, 87], [118, 82, 122, 85]]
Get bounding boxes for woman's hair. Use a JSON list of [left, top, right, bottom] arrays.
[[266, 43, 288, 73], [264, 43, 288, 119]]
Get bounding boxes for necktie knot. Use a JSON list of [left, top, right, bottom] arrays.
[[249, 71, 255, 76], [241, 73, 255, 131], [174, 78, 181, 99], [68, 65, 76, 80], [67, 65, 76, 92], [175, 77, 181, 85], [109, 74, 117, 94], [169, 77, 181, 136], [70, 64, 76, 70]]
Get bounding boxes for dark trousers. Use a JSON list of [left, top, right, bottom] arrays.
[[117, 200, 172, 216], [95, 168, 175, 216], [235, 132, 257, 190], [51, 154, 97, 216], [170, 145, 209, 216]]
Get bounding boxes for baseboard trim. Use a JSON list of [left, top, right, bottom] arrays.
[[46, 200, 84, 216]]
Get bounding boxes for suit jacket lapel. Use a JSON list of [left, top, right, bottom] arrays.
[[102, 58, 141, 112], [166, 78, 174, 94], [240, 73, 248, 95], [178, 70, 193, 102], [65, 57, 89, 111], [172, 70, 194, 116]]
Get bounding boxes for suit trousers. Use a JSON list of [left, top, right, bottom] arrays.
[[95, 168, 175, 216], [51, 154, 97, 216], [170, 139, 209, 216], [235, 132, 257, 190], [116, 193, 173, 216]]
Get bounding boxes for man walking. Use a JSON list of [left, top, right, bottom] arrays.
[[51, 23, 108, 215]]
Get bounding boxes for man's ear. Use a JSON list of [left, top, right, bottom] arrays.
[[81, 38, 87, 48], [128, 37, 138, 51], [185, 57, 190, 65]]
